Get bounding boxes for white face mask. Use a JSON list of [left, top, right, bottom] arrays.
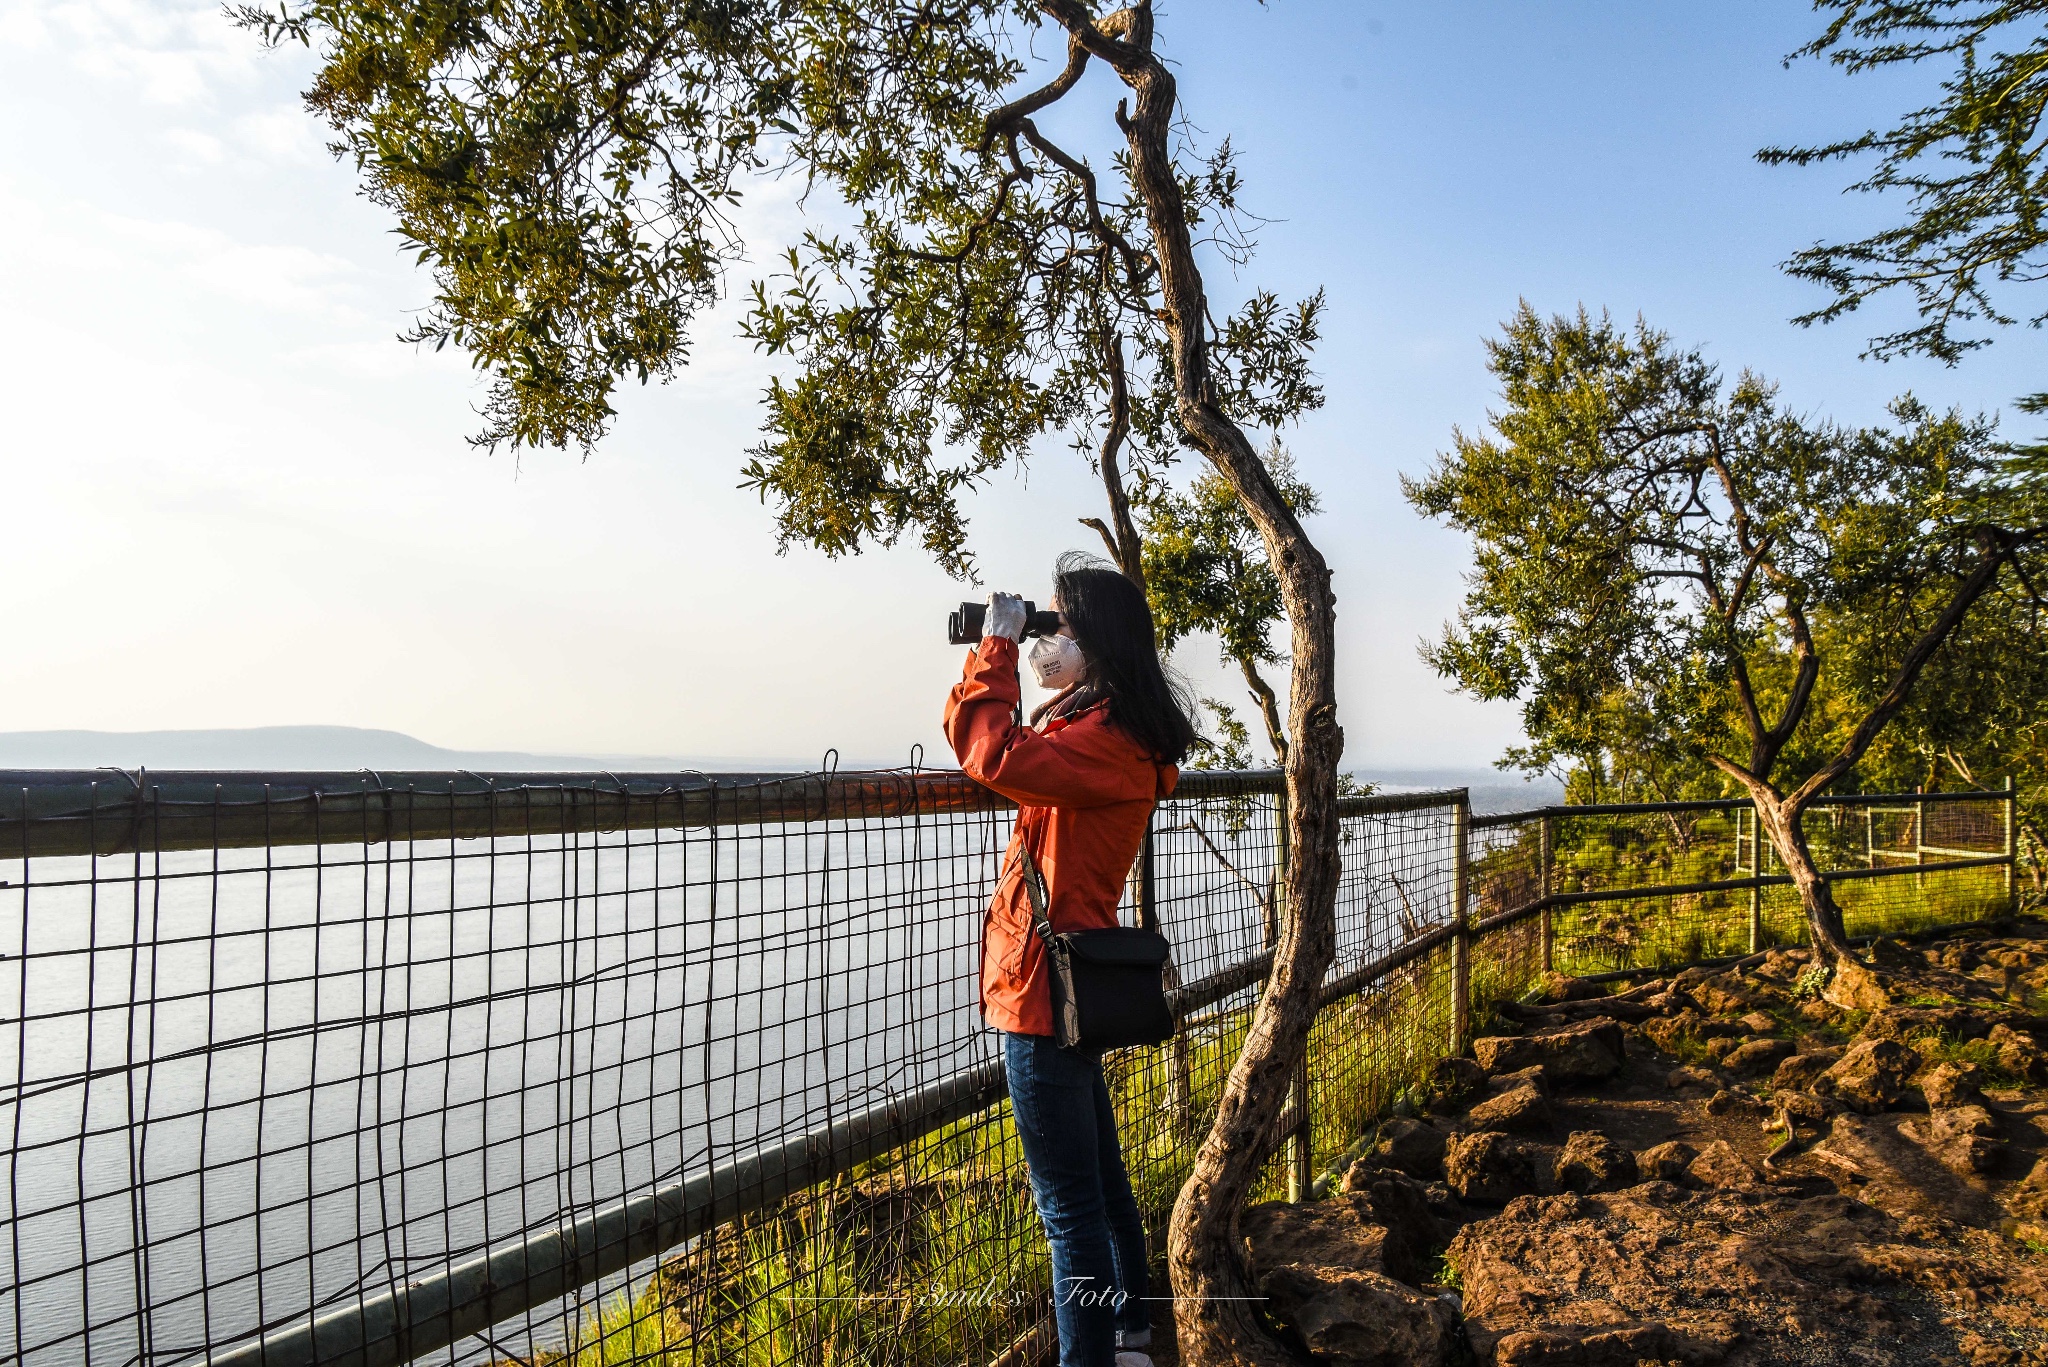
[[1026, 633, 1087, 690]]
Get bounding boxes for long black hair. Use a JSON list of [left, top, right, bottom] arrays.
[[1046, 552, 1199, 766]]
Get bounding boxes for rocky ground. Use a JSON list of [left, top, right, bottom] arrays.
[[1238, 918, 2048, 1367]]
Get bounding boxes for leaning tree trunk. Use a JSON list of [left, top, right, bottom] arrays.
[[1084, 12, 1345, 1365], [1754, 792, 1855, 962]]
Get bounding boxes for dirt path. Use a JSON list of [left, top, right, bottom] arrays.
[[1240, 920, 2048, 1366]]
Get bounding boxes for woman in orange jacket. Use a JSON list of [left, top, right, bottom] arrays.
[[943, 554, 1197, 1367]]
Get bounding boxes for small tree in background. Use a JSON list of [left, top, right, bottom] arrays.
[[1408, 304, 2040, 972]]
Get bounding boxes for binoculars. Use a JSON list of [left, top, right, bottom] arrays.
[[947, 601, 1063, 645]]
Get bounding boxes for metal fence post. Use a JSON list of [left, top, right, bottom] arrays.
[[1748, 801, 1765, 953], [1276, 781, 1315, 1202], [1912, 786, 1926, 894], [1287, 1046, 1313, 1203], [2008, 775, 2020, 915], [1148, 810, 1194, 1136], [1451, 795, 1471, 1057], [1539, 813, 1555, 975]]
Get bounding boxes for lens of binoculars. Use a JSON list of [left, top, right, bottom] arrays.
[[947, 601, 1063, 645]]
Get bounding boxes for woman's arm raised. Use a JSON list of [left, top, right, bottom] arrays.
[[943, 638, 1152, 809]]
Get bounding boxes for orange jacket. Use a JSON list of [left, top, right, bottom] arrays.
[[943, 636, 1178, 1035]]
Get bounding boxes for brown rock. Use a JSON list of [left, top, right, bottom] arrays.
[[1640, 1008, 1702, 1054], [1754, 947, 1812, 982], [2006, 1156, 2048, 1220], [1348, 1169, 1447, 1282], [1798, 998, 1844, 1025], [1242, 1197, 1395, 1278], [1258, 1265, 1460, 1367], [1818, 1038, 1921, 1112], [1667, 1064, 1720, 1091], [1445, 1131, 1548, 1204], [1691, 971, 1758, 1017], [1738, 1010, 1778, 1034], [1536, 970, 1605, 1004], [1361, 1116, 1449, 1180], [1770, 1050, 1837, 1091], [1940, 942, 1985, 974], [1686, 1138, 1764, 1190], [1449, 1185, 1903, 1365], [1914, 1104, 2003, 1177], [1917, 1060, 1987, 1109], [1703, 1035, 1742, 1062], [1823, 959, 1893, 1010], [1722, 1037, 1795, 1075], [1635, 1140, 1695, 1182], [1705, 1087, 1767, 1116], [1473, 1017, 1626, 1083], [1493, 1323, 1694, 1366], [1989, 1023, 2048, 1083], [1426, 1055, 1485, 1110], [1861, 1004, 1985, 1043], [1554, 1130, 1639, 1194], [1419, 1181, 1465, 1224], [1467, 1083, 1553, 1135], [1488, 1063, 1551, 1096], [1813, 1112, 2004, 1228]]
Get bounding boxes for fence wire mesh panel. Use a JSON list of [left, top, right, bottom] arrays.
[[1467, 791, 2017, 980], [0, 769, 2016, 1367]]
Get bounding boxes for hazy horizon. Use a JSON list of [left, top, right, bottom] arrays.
[[0, 722, 1564, 810]]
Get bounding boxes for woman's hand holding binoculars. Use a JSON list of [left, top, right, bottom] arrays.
[[948, 598, 1063, 644], [982, 592, 1029, 642]]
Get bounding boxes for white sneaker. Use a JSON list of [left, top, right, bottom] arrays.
[[1115, 1354, 1153, 1367]]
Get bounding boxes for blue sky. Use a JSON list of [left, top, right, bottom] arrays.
[[0, 1, 2037, 770]]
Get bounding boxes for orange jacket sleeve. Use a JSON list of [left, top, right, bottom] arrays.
[[943, 638, 1155, 808]]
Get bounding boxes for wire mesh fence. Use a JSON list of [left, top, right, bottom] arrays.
[[0, 769, 2017, 1367]]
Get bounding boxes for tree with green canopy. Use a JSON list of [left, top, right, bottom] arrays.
[[235, 0, 1343, 1357], [1407, 304, 2042, 968], [1761, 0, 2048, 371]]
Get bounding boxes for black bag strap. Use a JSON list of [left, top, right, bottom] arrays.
[[1020, 846, 1057, 945]]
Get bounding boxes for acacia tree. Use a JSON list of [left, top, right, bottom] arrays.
[[239, 0, 1345, 1357], [1762, 0, 2048, 369], [1408, 305, 2040, 968]]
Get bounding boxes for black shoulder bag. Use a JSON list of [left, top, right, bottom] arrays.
[[1020, 846, 1176, 1052]]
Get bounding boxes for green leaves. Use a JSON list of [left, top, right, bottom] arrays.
[[1139, 439, 1317, 667], [1762, 0, 2048, 363], [239, 0, 785, 453], [1409, 304, 2032, 798], [247, 0, 1328, 581]]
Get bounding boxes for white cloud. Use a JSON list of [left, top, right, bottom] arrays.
[[158, 126, 225, 165], [234, 104, 326, 164], [0, 187, 365, 325], [2, 0, 281, 105]]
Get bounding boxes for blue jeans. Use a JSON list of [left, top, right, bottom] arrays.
[[1003, 1031, 1152, 1367]]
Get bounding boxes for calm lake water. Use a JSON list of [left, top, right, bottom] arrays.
[[0, 799, 1453, 1365]]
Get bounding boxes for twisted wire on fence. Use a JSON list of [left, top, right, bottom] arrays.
[[0, 769, 2017, 1367]]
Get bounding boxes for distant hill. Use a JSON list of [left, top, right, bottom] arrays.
[[0, 725, 824, 774], [0, 728, 1564, 812]]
